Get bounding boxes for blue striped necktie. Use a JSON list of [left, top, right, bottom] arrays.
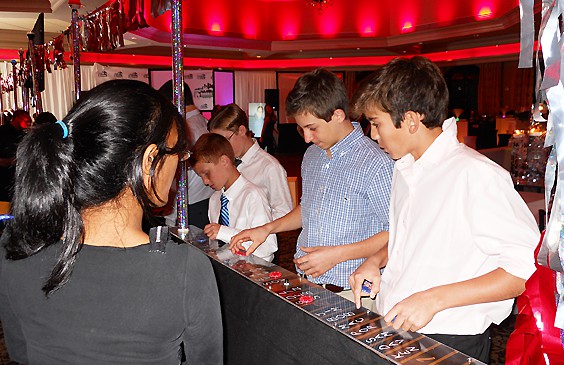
[[219, 194, 229, 226]]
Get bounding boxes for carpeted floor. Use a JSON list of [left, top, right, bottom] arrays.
[[0, 228, 515, 364]]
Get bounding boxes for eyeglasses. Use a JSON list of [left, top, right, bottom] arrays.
[[179, 150, 191, 162], [226, 131, 236, 141]]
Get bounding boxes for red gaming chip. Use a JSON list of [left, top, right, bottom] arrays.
[[269, 271, 282, 279], [299, 295, 314, 304], [235, 250, 246, 256]]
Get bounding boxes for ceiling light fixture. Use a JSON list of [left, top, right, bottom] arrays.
[[308, 0, 333, 14]]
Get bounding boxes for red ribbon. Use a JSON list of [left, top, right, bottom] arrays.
[[506, 232, 564, 364]]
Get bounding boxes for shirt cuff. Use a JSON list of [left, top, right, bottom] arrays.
[[216, 226, 240, 244]]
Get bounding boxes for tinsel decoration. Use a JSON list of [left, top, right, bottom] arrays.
[[505, 0, 564, 363], [81, 0, 127, 53], [52, 35, 67, 70], [1, 73, 14, 93]]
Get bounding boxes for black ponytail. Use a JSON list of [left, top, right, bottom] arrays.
[[4, 80, 187, 296]]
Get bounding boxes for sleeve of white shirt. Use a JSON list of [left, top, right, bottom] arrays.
[[263, 163, 293, 220], [215, 191, 277, 262], [469, 171, 539, 280], [207, 191, 221, 224], [216, 225, 240, 244]]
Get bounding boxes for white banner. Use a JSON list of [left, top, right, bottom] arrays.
[[94, 63, 149, 85], [185, 70, 214, 111]]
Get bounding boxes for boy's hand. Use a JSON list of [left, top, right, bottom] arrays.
[[229, 225, 270, 256], [203, 223, 221, 240], [383, 289, 440, 332], [294, 246, 339, 278], [349, 257, 382, 309]]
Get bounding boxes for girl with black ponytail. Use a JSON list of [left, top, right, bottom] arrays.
[[0, 80, 222, 364]]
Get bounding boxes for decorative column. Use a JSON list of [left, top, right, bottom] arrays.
[[171, 0, 189, 233], [0, 73, 3, 123], [10, 60, 18, 110], [18, 49, 29, 112], [69, 0, 82, 103], [27, 32, 43, 114]]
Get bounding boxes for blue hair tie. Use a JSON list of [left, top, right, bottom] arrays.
[[56, 120, 68, 139]]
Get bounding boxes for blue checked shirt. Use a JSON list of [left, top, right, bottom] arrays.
[[296, 123, 394, 289]]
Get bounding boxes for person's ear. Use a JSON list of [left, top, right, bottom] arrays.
[[219, 154, 232, 167], [404, 111, 423, 134], [142, 144, 159, 188], [331, 109, 346, 123], [237, 124, 247, 135]]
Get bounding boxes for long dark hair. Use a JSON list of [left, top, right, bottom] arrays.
[[3, 79, 187, 296]]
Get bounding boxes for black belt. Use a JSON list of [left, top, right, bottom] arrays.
[[298, 273, 345, 293], [321, 283, 345, 293]]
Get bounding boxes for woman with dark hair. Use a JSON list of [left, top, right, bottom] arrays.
[[0, 80, 222, 364]]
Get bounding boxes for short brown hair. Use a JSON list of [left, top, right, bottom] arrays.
[[207, 103, 249, 133], [351, 56, 449, 129], [188, 133, 235, 166], [286, 68, 348, 122]]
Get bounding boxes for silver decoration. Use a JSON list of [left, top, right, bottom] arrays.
[[171, 0, 189, 232], [70, 2, 81, 103], [520, 0, 564, 331], [519, 0, 535, 68]]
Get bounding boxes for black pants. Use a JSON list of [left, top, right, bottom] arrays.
[[427, 329, 491, 363], [188, 199, 210, 230], [143, 199, 210, 233]]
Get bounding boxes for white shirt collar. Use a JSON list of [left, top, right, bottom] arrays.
[[396, 117, 458, 170], [185, 109, 201, 118], [222, 174, 248, 200], [240, 139, 260, 163]]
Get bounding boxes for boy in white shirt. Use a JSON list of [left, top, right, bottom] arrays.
[[188, 133, 278, 262], [348, 56, 539, 362], [208, 103, 293, 220]]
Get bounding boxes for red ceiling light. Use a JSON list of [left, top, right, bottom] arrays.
[[210, 22, 223, 35], [242, 21, 257, 39], [477, 6, 493, 20], [282, 32, 297, 40], [362, 25, 375, 36], [359, 17, 376, 37], [401, 21, 414, 33], [281, 19, 298, 40]]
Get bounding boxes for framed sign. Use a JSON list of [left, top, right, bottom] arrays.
[[150, 69, 214, 111]]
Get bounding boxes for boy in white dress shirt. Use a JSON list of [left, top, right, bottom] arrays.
[[208, 103, 293, 220], [188, 133, 278, 262], [348, 56, 539, 362]]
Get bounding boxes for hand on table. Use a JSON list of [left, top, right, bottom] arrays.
[[293, 246, 340, 278], [349, 258, 382, 309], [203, 223, 221, 240], [383, 289, 440, 332], [229, 225, 270, 256]]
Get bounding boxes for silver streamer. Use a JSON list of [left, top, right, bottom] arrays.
[[520, 0, 564, 331], [519, 0, 535, 68]]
